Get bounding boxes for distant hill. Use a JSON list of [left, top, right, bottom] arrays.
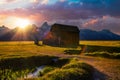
[[80, 29, 120, 40]]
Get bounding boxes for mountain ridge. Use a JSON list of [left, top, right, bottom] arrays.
[[80, 29, 120, 40], [0, 23, 120, 41]]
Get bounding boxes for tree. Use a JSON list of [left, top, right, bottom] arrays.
[[31, 24, 39, 45]]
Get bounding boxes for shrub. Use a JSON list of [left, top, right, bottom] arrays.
[[42, 68, 92, 80], [62, 62, 93, 73], [111, 53, 120, 59], [64, 50, 81, 55], [85, 52, 110, 57], [41, 66, 57, 76], [85, 52, 120, 59], [41, 62, 93, 80], [0, 69, 30, 80], [69, 58, 79, 63]]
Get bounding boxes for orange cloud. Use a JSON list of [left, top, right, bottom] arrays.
[[83, 19, 98, 27], [0, 8, 45, 28]]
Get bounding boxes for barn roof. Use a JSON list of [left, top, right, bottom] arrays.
[[51, 23, 79, 32]]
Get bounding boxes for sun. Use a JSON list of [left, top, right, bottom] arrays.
[[15, 18, 31, 29]]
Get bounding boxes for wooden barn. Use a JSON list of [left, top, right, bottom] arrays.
[[43, 23, 80, 47]]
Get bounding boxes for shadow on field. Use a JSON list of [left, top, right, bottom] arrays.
[[80, 45, 120, 53], [93, 67, 108, 80], [0, 55, 71, 72], [0, 55, 58, 71], [64, 50, 81, 55], [0, 54, 4, 56]]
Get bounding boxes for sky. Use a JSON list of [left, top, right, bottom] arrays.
[[0, 0, 120, 34]]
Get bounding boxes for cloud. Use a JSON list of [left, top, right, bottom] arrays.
[[5, 0, 17, 3], [83, 19, 99, 27], [0, 0, 18, 4], [59, 0, 66, 2], [41, 0, 49, 5], [1, 0, 120, 19], [48, 15, 120, 34], [80, 16, 120, 34], [0, 0, 120, 34]]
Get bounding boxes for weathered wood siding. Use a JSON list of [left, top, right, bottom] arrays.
[[43, 23, 79, 47]]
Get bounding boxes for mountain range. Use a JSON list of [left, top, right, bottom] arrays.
[[0, 22, 120, 41], [80, 29, 120, 40]]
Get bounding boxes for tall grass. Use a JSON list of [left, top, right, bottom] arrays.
[[0, 55, 57, 80], [41, 60, 93, 80]]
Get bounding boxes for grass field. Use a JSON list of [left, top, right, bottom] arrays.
[[0, 41, 81, 80], [0, 41, 81, 59], [80, 41, 120, 47], [1, 41, 120, 59], [80, 41, 120, 59], [0, 41, 120, 80]]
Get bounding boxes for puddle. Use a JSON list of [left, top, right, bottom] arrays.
[[24, 58, 59, 79], [52, 58, 59, 63], [25, 65, 45, 78]]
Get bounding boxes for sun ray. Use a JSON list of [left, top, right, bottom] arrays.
[[15, 18, 31, 29]]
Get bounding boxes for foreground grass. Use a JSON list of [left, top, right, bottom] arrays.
[[27, 59, 93, 80], [0, 56, 93, 80], [0, 41, 81, 80], [0, 41, 120, 80], [0, 55, 58, 80]]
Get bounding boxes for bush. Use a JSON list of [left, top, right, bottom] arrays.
[[0, 69, 30, 80], [82, 45, 120, 53], [62, 62, 93, 73], [41, 62, 93, 80], [41, 66, 57, 76], [42, 68, 91, 80], [64, 50, 81, 55], [110, 53, 120, 59], [85, 52, 110, 57], [69, 58, 79, 63], [85, 52, 120, 59]]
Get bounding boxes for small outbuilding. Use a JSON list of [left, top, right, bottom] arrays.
[[43, 23, 80, 47]]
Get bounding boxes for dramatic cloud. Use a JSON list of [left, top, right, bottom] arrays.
[[0, 0, 120, 34], [81, 16, 120, 34]]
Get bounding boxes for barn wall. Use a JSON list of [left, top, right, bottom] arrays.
[[43, 24, 79, 47], [59, 31, 79, 47]]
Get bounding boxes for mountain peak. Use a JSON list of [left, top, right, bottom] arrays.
[[42, 22, 48, 26], [101, 29, 111, 33], [80, 29, 120, 40], [0, 25, 10, 31]]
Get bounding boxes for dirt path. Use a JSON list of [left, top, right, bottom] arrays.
[[54, 54, 120, 80]]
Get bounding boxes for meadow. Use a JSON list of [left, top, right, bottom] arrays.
[[80, 41, 120, 47], [0, 41, 120, 80], [0, 41, 82, 80], [0, 41, 81, 59], [80, 41, 120, 59]]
